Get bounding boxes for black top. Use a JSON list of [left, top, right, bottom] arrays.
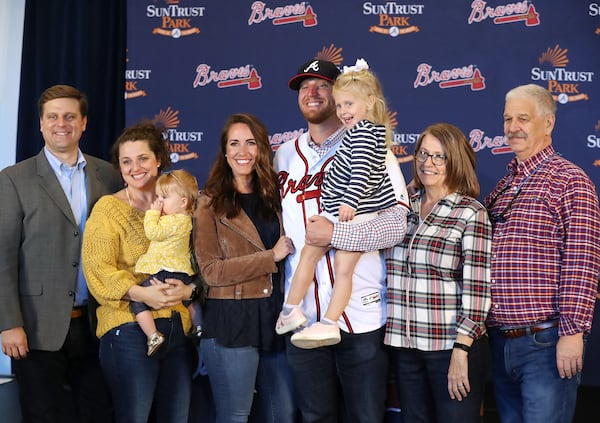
[[202, 192, 285, 351]]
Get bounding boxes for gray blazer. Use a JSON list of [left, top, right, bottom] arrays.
[[0, 149, 122, 351]]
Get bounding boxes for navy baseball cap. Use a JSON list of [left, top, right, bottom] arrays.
[[288, 59, 341, 91]]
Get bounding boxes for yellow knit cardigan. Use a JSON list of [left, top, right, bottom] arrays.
[[82, 195, 191, 338]]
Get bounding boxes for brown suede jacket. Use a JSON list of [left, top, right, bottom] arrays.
[[194, 194, 284, 300]]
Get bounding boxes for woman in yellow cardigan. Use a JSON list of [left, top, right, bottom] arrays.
[[82, 121, 196, 423]]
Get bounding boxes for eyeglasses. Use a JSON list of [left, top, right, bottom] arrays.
[[415, 150, 447, 166]]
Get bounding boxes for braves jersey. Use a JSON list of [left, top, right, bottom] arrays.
[[274, 130, 408, 333]]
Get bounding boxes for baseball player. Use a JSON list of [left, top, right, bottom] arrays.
[[273, 58, 409, 422]]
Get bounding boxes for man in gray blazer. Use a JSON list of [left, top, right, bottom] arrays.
[[0, 85, 122, 422]]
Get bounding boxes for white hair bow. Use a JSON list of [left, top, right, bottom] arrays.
[[342, 58, 369, 74]]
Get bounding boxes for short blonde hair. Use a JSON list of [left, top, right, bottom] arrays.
[[333, 67, 392, 147], [155, 169, 199, 214]]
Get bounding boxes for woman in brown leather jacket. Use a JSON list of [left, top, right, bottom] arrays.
[[194, 113, 296, 423]]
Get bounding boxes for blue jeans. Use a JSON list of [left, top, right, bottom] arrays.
[[390, 336, 489, 423], [489, 326, 580, 423], [99, 312, 193, 423], [201, 337, 296, 423], [286, 326, 388, 423]]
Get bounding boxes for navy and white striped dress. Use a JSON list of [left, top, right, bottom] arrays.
[[321, 119, 397, 217]]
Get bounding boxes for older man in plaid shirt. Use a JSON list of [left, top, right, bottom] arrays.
[[485, 84, 600, 423]]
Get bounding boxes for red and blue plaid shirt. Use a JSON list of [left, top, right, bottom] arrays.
[[485, 145, 600, 335]]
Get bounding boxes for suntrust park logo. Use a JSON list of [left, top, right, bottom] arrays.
[[591, 3, 600, 34], [248, 1, 317, 27], [468, 0, 540, 26], [388, 111, 418, 164], [363, 2, 423, 37], [125, 51, 151, 100], [153, 107, 202, 163], [588, 120, 600, 166], [193, 64, 262, 90], [531, 45, 593, 104], [391, 133, 419, 164], [125, 70, 151, 100], [147, 0, 204, 38], [414, 63, 486, 91]]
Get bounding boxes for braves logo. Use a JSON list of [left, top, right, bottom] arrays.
[[278, 170, 325, 203], [248, 2, 317, 27]]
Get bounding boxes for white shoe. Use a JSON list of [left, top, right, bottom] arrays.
[[275, 307, 307, 335], [290, 322, 341, 349]]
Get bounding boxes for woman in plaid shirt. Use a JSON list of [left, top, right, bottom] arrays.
[[385, 123, 492, 422], [305, 122, 492, 422]]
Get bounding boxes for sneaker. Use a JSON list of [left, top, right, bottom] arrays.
[[147, 331, 165, 357], [290, 322, 341, 349], [275, 307, 307, 335]]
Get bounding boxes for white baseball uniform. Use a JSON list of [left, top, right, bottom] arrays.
[[274, 130, 408, 334]]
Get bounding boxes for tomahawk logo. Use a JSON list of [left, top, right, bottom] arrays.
[[248, 2, 317, 27], [193, 64, 263, 90], [414, 63, 486, 91], [468, 0, 540, 26]]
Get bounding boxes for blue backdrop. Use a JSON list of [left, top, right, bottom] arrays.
[[125, 0, 600, 385], [125, 0, 600, 200]]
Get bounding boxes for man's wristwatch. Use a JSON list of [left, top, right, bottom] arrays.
[[188, 283, 199, 301]]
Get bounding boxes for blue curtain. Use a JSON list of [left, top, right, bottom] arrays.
[[16, 0, 126, 162]]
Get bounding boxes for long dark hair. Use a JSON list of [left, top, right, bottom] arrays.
[[203, 113, 280, 219]]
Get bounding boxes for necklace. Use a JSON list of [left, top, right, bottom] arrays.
[[421, 201, 433, 214], [420, 200, 437, 219], [420, 191, 448, 219], [125, 186, 133, 207], [125, 187, 154, 212]]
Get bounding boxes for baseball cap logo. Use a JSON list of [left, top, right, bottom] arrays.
[[304, 60, 320, 73], [289, 58, 341, 90]]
